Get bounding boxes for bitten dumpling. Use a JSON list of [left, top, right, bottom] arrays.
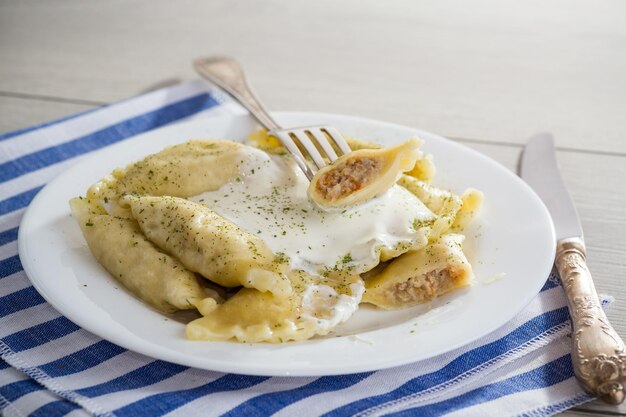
[[362, 234, 473, 310], [124, 195, 292, 296], [308, 137, 423, 209], [69, 197, 208, 313]]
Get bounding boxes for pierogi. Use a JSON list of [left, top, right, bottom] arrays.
[[71, 132, 482, 343]]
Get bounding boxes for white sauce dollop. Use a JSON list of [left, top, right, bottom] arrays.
[[301, 281, 365, 332], [189, 147, 434, 275]]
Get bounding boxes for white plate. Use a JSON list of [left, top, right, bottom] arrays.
[[18, 112, 555, 376]]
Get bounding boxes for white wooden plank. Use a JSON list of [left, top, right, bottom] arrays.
[[1, 0, 626, 153]]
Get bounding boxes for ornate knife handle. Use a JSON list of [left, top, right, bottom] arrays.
[[556, 238, 626, 404]]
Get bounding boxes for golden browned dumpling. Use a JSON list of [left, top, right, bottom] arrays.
[[87, 140, 248, 216], [70, 197, 209, 313], [123, 195, 292, 297], [187, 270, 363, 343], [362, 234, 473, 310]]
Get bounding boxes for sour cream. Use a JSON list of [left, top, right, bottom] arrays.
[[190, 147, 434, 275], [301, 281, 365, 333]]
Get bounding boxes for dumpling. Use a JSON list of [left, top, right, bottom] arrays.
[[405, 153, 436, 183], [362, 234, 473, 309], [248, 130, 436, 184], [336, 136, 435, 183], [452, 188, 484, 232], [187, 270, 364, 343], [123, 195, 292, 296], [187, 288, 319, 343], [247, 129, 288, 155], [398, 175, 464, 241], [308, 137, 423, 209], [87, 140, 247, 216], [69, 197, 209, 313]]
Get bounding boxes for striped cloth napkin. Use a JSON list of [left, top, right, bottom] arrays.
[[0, 80, 609, 417]]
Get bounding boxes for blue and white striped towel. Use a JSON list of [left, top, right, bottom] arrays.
[[0, 80, 609, 417]]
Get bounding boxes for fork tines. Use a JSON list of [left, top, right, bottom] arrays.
[[271, 126, 351, 181]]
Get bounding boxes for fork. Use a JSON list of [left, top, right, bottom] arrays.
[[193, 56, 352, 180]]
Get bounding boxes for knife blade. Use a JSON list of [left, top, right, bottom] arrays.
[[520, 133, 625, 405], [520, 133, 582, 240]]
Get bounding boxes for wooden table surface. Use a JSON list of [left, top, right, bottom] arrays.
[[1, 1, 624, 415]]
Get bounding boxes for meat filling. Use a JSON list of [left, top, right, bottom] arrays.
[[316, 156, 383, 200], [390, 268, 456, 303]]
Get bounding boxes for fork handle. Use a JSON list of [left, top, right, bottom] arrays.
[[194, 56, 281, 131]]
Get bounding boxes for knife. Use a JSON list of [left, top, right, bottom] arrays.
[[520, 133, 625, 405]]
